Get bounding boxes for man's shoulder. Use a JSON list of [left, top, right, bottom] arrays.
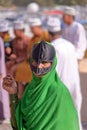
[[73, 21, 84, 30], [52, 38, 74, 48], [52, 38, 75, 56]]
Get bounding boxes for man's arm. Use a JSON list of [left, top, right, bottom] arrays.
[[74, 25, 87, 60]]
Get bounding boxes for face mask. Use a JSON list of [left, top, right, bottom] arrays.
[[30, 64, 52, 76]]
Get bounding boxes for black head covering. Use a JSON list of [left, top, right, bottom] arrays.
[[30, 41, 55, 63], [30, 41, 55, 76]]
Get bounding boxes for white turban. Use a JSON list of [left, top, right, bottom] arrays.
[[0, 21, 9, 32], [47, 17, 61, 32], [64, 7, 76, 16], [13, 20, 25, 30], [28, 18, 42, 26]]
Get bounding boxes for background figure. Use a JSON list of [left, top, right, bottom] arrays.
[[62, 7, 87, 60], [14, 18, 49, 99], [27, 17, 50, 58], [47, 17, 82, 130], [0, 20, 13, 63], [7, 20, 30, 76], [0, 20, 15, 79], [0, 37, 10, 123]]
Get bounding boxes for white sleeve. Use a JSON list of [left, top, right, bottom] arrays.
[[55, 46, 82, 113], [74, 25, 87, 60], [0, 38, 6, 77], [55, 50, 65, 79]]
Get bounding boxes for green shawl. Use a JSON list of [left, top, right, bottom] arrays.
[[15, 56, 79, 130]]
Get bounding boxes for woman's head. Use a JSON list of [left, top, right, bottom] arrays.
[[29, 41, 55, 77]]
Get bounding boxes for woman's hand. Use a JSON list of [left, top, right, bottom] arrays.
[[3, 75, 17, 94]]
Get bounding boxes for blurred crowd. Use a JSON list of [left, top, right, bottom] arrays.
[[0, 4, 87, 130]]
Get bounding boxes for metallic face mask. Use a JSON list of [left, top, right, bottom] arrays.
[[30, 63, 52, 76]]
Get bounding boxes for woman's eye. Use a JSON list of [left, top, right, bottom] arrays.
[[42, 61, 48, 64]]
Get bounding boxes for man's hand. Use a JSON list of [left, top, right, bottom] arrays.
[[3, 75, 17, 94], [10, 54, 17, 60]]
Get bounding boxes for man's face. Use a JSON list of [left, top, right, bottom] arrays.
[[63, 14, 74, 25], [14, 29, 24, 37], [30, 26, 41, 36]]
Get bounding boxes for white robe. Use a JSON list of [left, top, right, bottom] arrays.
[[0, 37, 10, 119], [52, 38, 82, 129], [62, 21, 87, 60]]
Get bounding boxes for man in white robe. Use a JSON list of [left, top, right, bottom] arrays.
[[47, 17, 82, 130], [62, 7, 87, 60], [0, 37, 10, 122]]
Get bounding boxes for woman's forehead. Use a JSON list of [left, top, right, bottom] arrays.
[[29, 41, 55, 66], [32, 59, 51, 63]]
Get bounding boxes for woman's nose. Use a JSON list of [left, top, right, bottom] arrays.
[[38, 63, 43, 68]]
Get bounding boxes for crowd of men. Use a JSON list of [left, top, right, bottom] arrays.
[[0, 6, 87, 130]]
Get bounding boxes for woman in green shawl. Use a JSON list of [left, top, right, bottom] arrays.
[[3, 41, 79, 130]]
